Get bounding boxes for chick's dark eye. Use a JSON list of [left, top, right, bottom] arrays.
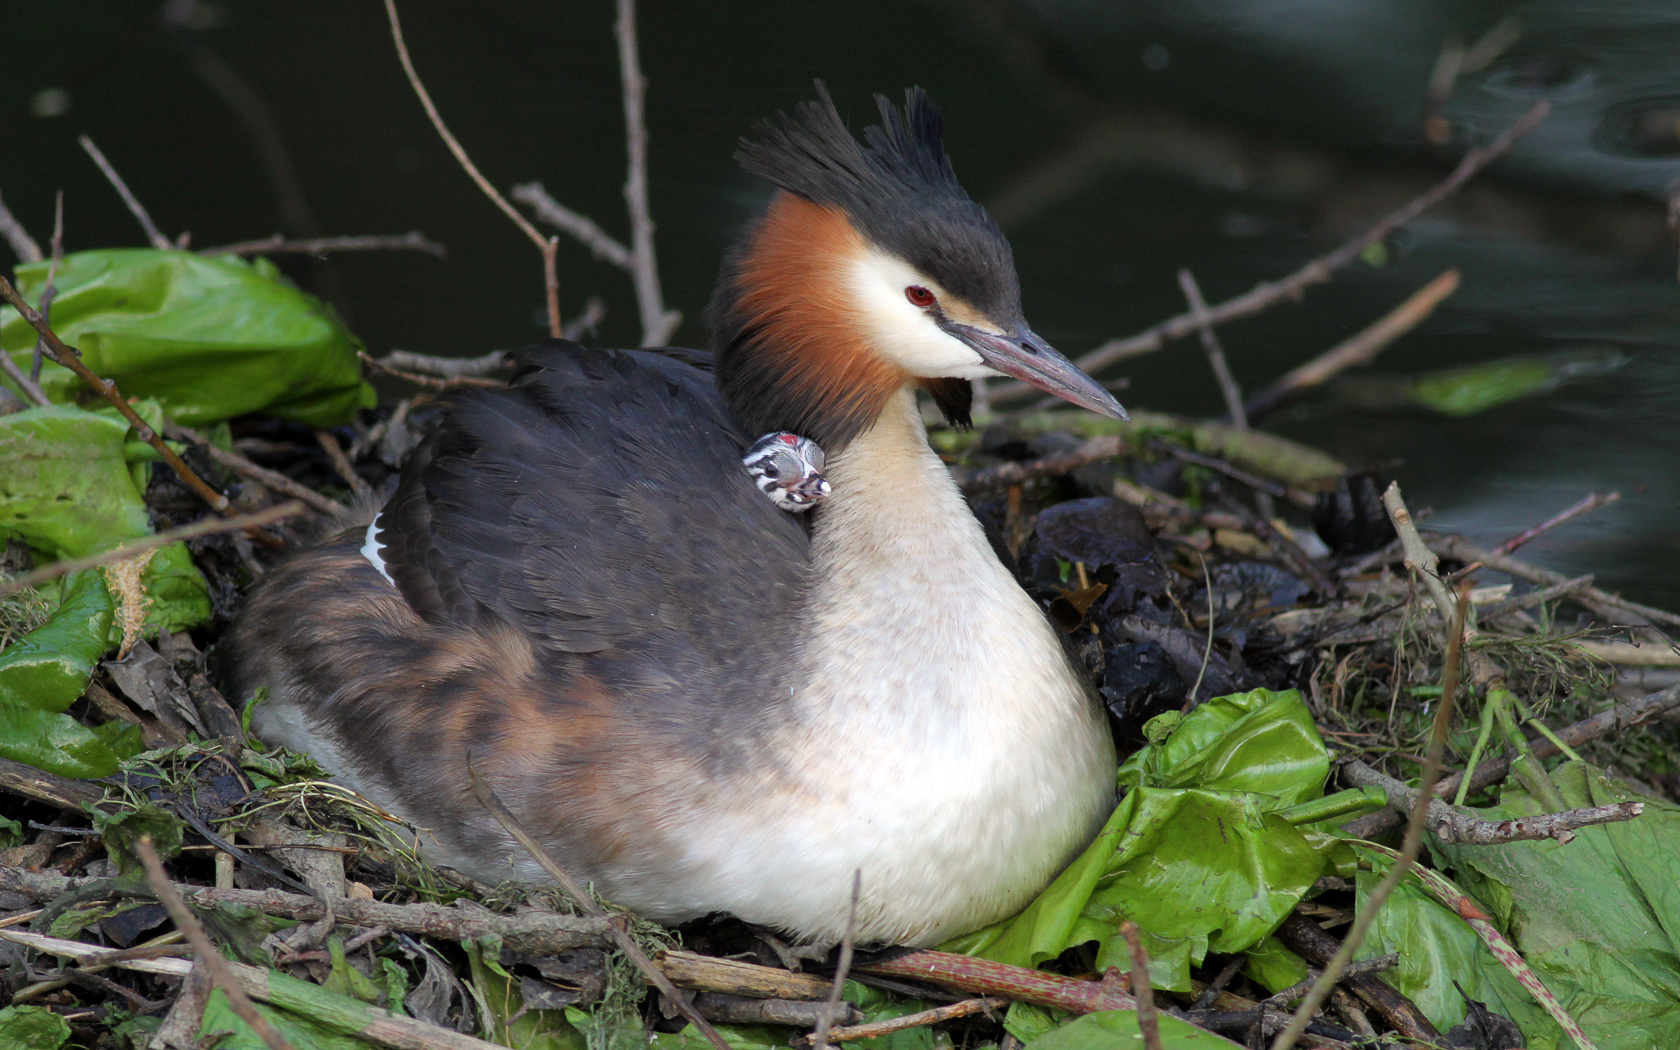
[[905, 286, 936, 308]]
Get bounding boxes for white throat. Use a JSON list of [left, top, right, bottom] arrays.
[[660, 388, 1117, 944]]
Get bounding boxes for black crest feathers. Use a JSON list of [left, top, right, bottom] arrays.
[[735, 84, 966, 212]]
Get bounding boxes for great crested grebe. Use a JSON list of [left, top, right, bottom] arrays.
[[227, 87, 1125, 946]]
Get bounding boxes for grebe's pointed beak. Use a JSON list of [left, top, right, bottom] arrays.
[[948, 323, 1129, 421]]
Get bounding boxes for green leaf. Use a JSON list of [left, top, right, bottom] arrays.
[[90, 802, 185, 877], [0, 569, 112, 711], [1118, 689, 1330, 807], [0, 1005, 71, 1049], [199, 990, 368, 1050], [466, 936, 587, 1050], [947, 690, 1332, 992], [323, 936, 388, 1005], [0, 403, 210, 635], [0, 570, 137, 777], [647, 1021, 782, 1050], [1406, 346, 1628, 418], [1242, 935, 1310, 993], [1427, 762, 1680, 1048], [1022, 1008, 1233, 1049], [3, 249, 374, 427]]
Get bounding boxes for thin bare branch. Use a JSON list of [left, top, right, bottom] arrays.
[[381, 0, 561, 337], [166, 423, 349, 517], [615, 0, 680, 345], [1344, 762, 1643, 845], [316, 429, 372, 498], [137, 836, 297, 1050], [1120, 922, 1162, 1050], [201, 231, 447, 258], [1244, 268, 1460, 422], [78, 135, 171, 250], [380, 348, 510, 378], [1178, 269, 1247, 429], [0, 351, 49, 407], [808, 998, 1007, 1045], [359, 350, 501, 390], [0, 503, 303, 600], [1494, 491, 1620, 557], [992, 99, 1549, 402], [511, 182, 632, 269], [32, 192, 65, 382], [0, 188, 43, 263], [810, 870, 861, 1050]]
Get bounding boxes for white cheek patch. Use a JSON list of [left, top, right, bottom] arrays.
[[849, 251, 996, 380], [361, 512, 396, 586]]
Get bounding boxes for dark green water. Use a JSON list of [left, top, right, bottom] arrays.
[[4, 1, 1678, 606]]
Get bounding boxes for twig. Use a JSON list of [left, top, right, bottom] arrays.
[[1345, 682, 1680, 837], [78, 136, 171, 250], [1120, 922, 1161, 1050], [1272, 589, 1465, 1050], [0, 273, 246, 523], [1494, 491, 1621, 557], [0, 756, 107, 810], [1478, 573, 1594, 619], [1178, 269, 1246, 429], [464, 763, 734, 1050], [511, 183, 632, 269], [1342, 761, 1642, 844], [811, 870, 862, 1050], [959, 434, 1125, 491], [0, 346, 50, 407], [0, 187, 43, 263], [359, 350, 502, 390], [1435, 535, 1680, 631], [0, 864, 609, 955], [378, 348, 510, 378], [992, 99, 1549, 401], [615, 0, 680, 346], [165, 423, 348, 516], [382, 0, 561, 338], [0, 502, 303, 599], [1189, 553, 1215, 705], [1244, 269, 1460, 422], [855, 949, 1136, 1015], [811, 998, 1007, 1045], [137, 836, 297, 1050], [1272, 914, 1437, 1040], [3, 927, 519, 1050], [200, 232, 447, 258], [316, 430, 373, 498], [32, 192, 65, 383]]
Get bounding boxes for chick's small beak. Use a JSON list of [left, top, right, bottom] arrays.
[[949, 323, 1128, 421]]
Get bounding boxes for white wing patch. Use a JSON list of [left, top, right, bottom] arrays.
[[360, 513, 396, 586]]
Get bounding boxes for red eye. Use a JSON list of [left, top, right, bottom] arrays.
[[905, 286, 936, 308]]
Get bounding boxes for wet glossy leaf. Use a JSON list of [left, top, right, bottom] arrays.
[[1427, 762, 1680, 1048], [2, 249, 374, 427], [947, 690, 1333, 991], [0, 403, 210, 635], [1349, 847, 1550, 1041], [1022, 1008, 1233, 1049], [0, 570, 142, 777], [1119, 689, 1330, 807]]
